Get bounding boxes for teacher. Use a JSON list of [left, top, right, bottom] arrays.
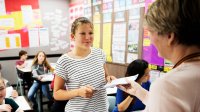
[[120, 0, 200, 112]]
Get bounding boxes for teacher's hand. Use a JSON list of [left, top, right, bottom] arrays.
[[117, 78, 141, 96]]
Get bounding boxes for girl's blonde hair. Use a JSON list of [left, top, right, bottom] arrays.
[[32, 51, 54, 72], [71, 17, 93, 35]]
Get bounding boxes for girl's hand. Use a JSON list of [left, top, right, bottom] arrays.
[[78, 85, 94, 98], [37, 76, 43, 80], [11, 90, 18, 98], [0, 104, 12, 112], [106, 75, 117, 83]]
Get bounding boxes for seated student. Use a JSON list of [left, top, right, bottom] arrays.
[[0, 77, 23, 112], [0, 64, 18, 98], [112, 59, 151, 112], [27, 51, 53, 110], [16, 50, 32, 89], [16, 50, 28, 70]]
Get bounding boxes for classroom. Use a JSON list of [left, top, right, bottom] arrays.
[[0, 0, 200, 112]]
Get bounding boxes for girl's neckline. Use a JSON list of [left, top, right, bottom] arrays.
[[65, 48, 92, 60]]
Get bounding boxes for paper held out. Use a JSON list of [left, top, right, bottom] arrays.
[[104, 74, 138, 88]]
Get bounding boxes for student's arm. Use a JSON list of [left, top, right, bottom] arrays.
[[119, 79, 149, 105], [104, 64, 116, 83], [53, 75, 94, 100], [114, 89, 133, 111], [31, 65, 39, 78], [117, 96, 133, 111]]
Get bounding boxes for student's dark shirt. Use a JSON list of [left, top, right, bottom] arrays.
[[5, 98, 19, 112], [113, 81, 151, 112]]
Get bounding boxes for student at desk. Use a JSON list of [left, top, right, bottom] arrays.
[[16, 50, 32, 89], [113, 59, 151, 112], [0, 64, 18, 98], [0, 77, 23, 112], [27, 51, 53, 110], [16, 50, 28, 70]]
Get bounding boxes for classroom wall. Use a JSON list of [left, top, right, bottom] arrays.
[[106, 63, 127, 78], [0, 0, 69, 84]]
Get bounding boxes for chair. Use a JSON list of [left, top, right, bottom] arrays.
[[16, 77, 24, 95], [108, 96, 116, 112], [16, 68, 24, 95], [16, 68, 32, 96]]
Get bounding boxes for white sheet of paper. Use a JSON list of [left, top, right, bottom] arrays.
[[104, 75, 138, 88], [6, 86, 13, 98], [40, 75, 54, 82], [14, 96, 32, 110], [0, 0, 6, 15]]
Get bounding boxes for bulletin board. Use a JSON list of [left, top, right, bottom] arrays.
[[81, 0, 145, 65], [0, 0, 70, 58]]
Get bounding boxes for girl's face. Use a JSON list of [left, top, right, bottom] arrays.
[[0, 80, 6, 103], [72, 23, 94, 50], [139, 68, 150, 83], [37, 52, 45, 64], [21, 54, 28, 61]]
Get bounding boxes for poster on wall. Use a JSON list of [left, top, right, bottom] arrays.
[[127, 19, 139, 53], [0, 33, 21, 50], [93, 24, 100, 48], [114, 0, 126, 12], [28, 28, 39, 47], [21, 5, 33, 25], [126, 0, 145, 10], [0, 0, 6, 15], [115, 11, 125, 22], [92, 0, 101, 6], [102, 1, 112, 13], [129, 8, 140, 19], [84, 6, 92, 18], [103, 12, 112, 23], [112, 22, 126, 64], [142, 29, 164, 66], [127, 53, 138, 63], [0, 0, 43, 50], [142, 0, 164, 66], [93, 4, 101, 23], [43, 9, 69, 51], [69, 1, 84, 24], [102, 23, 112, 62]]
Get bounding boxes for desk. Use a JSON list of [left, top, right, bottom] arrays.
[[18, 62, 56, 73], [106, 87, 117, 95], [14, 96, 33, 111]]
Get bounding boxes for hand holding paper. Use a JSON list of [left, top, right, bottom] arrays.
[[103, 75, 138, 88]]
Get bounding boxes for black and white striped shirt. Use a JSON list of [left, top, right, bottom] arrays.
[[56, 47, 109, 112]]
